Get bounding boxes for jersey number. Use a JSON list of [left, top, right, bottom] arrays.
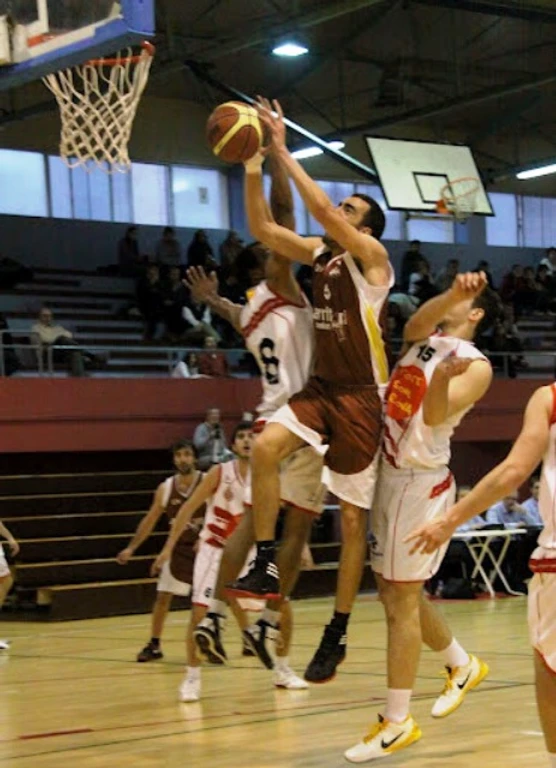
[[259, 338, 280, 384], [417, 344, 436, 362]]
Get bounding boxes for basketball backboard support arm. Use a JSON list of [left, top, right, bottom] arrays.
[[0, 0, 154, 91]]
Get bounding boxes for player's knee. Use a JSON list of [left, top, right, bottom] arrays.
[[381, 583, 420, 620], [341, 506, 366, 539]]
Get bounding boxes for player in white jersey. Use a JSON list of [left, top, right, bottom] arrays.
[[408, 385, 556, 768], [0, 519, 19, 651], [345, 273, 498, 763]]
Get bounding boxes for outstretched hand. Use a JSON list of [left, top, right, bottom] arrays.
[[184, 267, 218, 303], [255, 96, 287, 152]]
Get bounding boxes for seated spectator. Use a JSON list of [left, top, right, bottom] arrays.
[[172, 351, 203, 379], [473, 260, 495, 289], [522, 477, 542, 527], [515, 266, 542, 315], [193, 407, 232, 470], [499, 264, 524, 309], [137, 264, 165, 341], [399, 239, 423, 292], [0, 313, 19, 377], [162, 266, 189, 341], [538, 246, 556, 276], [182, 299, 220, 346], [408, 257, 437, 303], [156, 227, 182, 270], [219, 230, 244, 277], [486, 491, 535, 592], [435, 258, 459, 293], [187, 229, 215, 270], [117, 225, 143, 278], [481, 304, 525, 378], [486, 492, 530, 527], [198, 336, 229, 378], [30, 307, 85, 377]]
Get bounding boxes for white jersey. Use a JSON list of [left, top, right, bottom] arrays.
[[383, 333, 488, 470], [240, 281, 314, 421], [199, 459, 249, 549], [532, 383, 556, 564]]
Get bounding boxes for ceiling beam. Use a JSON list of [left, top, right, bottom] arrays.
[[412, 0, 556, 22]]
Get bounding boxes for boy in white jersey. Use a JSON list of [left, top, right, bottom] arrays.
[[345, 273, 498, 763], [407, 385, 556, 768]]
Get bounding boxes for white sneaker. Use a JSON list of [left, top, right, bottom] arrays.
[[179, 676, 201, 703], [431, 654, 489, 718], [0, 639, 10, 651], [344, 714, 422, 763], [274, 665, 309, 690]]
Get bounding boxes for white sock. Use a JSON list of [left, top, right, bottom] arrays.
[[261, 608, 280, 627], [275, 655, 289, 671], [384, 689, 412, 724], [207, 599, 228, 618], [442, 638, 470, 669], [548, 754, 556, 768], [186, 666, 201, 682]]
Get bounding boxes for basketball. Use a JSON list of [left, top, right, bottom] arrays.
[[206, 101, 262, 163]]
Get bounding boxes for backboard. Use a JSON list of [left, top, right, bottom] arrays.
[[0, 0, 154, 90], [364, 136, 494, 216]]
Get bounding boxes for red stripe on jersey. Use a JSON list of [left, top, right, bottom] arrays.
[[550, 384, 556, 425], [429, 472, 453, 499], [241, 296, 291, 340], [529, 558, 556, 573]]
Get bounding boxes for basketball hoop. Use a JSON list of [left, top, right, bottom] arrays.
[[436, 177, 480, 223], [43, 41, 155, 173]]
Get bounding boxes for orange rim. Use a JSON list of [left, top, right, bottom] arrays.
[[86, 40, 155, 67]]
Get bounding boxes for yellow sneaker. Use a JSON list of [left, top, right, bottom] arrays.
[[344, 714, 422, 763], [431, 654, 489, 718]]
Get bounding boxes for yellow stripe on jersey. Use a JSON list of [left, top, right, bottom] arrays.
[[365, 305, 389, 385]]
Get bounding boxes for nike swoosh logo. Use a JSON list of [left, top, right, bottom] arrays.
[[457, 672, 472, 690], [381, 733, 403, 750]]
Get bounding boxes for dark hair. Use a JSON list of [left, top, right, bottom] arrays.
[[472, 287, 502, 336], [170, 439, 198, 458], [352, 193, 386, 240], [410, 239, 421, 246], [231, 421, 253, 444]]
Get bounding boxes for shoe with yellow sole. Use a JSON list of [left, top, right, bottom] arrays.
[[344, 714, 422, 763], [431, 654, 489, 718]]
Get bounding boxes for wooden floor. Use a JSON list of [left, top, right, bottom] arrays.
[[0, 595, 545, 767]]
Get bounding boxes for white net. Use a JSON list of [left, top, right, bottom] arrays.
[[43, 42, 154, 173], [441, 177, 480, 222]]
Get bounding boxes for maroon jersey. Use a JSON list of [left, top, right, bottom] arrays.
[[162, 472, 205, 584]]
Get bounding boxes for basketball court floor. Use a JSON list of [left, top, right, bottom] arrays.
[[0, 594, 544, 767]]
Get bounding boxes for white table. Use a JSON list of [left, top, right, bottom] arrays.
[[452, 528, 528, 598]]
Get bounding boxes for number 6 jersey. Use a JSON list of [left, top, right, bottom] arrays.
[[383, 333, 487, 470], [240, 281, 314, 421]]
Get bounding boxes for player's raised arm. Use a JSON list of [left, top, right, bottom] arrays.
[[257, 98, 388, 275], [184, 267, 243, 333]]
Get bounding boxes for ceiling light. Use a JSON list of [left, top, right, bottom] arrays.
[[517, 163, 556, 180], [291, 140, 345, 160], [272, 41, 309, 57]]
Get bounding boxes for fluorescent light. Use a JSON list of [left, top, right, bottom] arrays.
[[291, 140, 345, 160], [517, 163, 556, 180], [272, 41, 309, 57]]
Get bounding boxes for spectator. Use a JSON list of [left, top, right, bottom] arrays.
[[399, 239, 423, 292], [538, 246, 556, 276], [161, 266, 189, 341], [182, 299, 220, 346], [486, 491, 535, 592], [30, 307, 85, 377], [435, 258, 459, 293], [473, 260, 495, 289], [499, 264, 524, 307], [522, 477, 543, 527], [193, 407, 232, 470], [136, 264, 165, 341], [187, 229, 215, 270], [118, 226, 142, 277], [0, 313, 19, 377], [454, 486, 486, 533], [516, 266, 542, 315], [156, 227, 182, 270], [486, 492, 530, 527], [408, 257, 437, 303], [172, 351, 203, 379], [198, 336, 229, 378], [219, 230, 244, 276]]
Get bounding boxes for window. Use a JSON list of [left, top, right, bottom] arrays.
[[0, 149, 48, 217], [111, 172, 133, 223], [486, 192, 518, 247], [407, 216, 454, 244], [522, 196, 556, 249], [172, 167, 229, 229], [131, 163, 169, 226], [69, 163, 112, 221], [48, 156, 72, 219]]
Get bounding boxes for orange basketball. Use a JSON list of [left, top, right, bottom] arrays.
[[206, 101, 262, 163]]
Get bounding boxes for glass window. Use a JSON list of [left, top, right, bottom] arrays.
[[0, 149, 48, 217], [486, 192, 518, 247], [112, 172, 133, 223], [89, 167, 111, 222], [131, 163, 169, 226], [407, 216, 454, 244], [70, 165, 90, 220], [48, 156, 72, 219], [172, 166, 229, 230], [522, 195, 556, 248]]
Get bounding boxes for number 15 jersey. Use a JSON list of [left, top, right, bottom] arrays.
[[240, 281, 314, 421]]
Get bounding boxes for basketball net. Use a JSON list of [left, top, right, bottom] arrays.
[[436, 177, 480, 223], [43, 42, 155, 173]]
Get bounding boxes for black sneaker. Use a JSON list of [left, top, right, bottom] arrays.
[[242, 640, 256, 657], [242, 620, 277, 670], [136, 642, 163, 662], [225, 558, 281, 600], [193, 612, 227, 665], [304, 624, 346, 683]]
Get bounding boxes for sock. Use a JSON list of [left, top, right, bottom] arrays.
[[256, 540, 276, 562], [207, 598, 228, 618], [186, 666, 201, 682], [384, 689, 412, 724], [261, 608, 280, 627], [275, 655, 289, 671], [150, 637, 160, 647], [549, 755, 556, 768], [330, 611, 350, 634], [442, 638, 470, 669]]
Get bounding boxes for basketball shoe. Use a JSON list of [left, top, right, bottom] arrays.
[[225, 557, 281, 601], [242, 639, 256, 657], [431, 654, 489, 718], [274, 665, 309, 690], [304, 624, 346, 683], [136, 641, 163, 662], [344, 714, 422, 763], [179, 676, 201, 703], [193, 612, 227, 665], [0, 639, 10, 651], [243, 619, 277, 670]]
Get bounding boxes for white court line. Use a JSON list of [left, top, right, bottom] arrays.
[[520, 730, 544, 736]]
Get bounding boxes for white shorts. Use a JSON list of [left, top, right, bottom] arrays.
[[192, 542, 223, 607], [0, 545, 9, 578], [157, 560, 191, 597], [370, 462, 455, 582], [528, 572, 556, 674], [244, 445, 326, 515]]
